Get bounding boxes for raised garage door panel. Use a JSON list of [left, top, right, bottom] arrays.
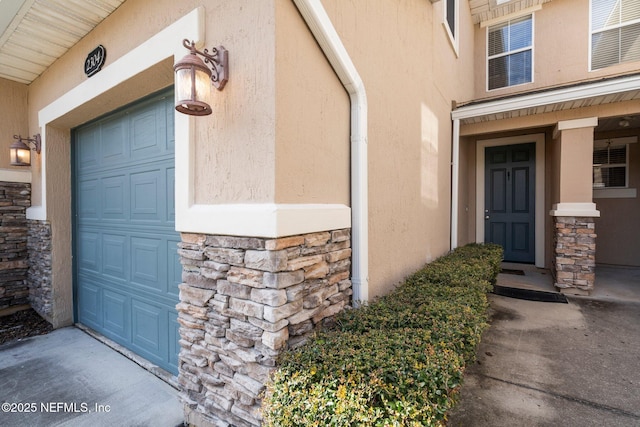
[[75, 89, 180, 375]]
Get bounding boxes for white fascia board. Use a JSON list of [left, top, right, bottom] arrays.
[[452, 74, 640, 121]]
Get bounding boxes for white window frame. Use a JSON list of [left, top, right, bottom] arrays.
[[593, 137, 637, 199], [486, 13, 534, 91], [589, 0, 640, 71], [443, 0, 459, 56]]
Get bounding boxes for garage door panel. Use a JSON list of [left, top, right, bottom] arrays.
[[168, 311, 179, 368], [75, 89, 179, 375], [166, 104, 175, 150], [131, 169, 163, 221], [78, 179, 100, 219], [168, 238, 181, 297], [102, 233, 128, 281], [78, 230, 100, 273], [130, 105, 165, 159], [132, 299, 163, 355], [101, 116, 128, 164], [102, 175, 128, 219], [167, 167, 175, 222], [103, 289, 130, 340], [131, 236, 164, 291], [78, 280, 102, 329], [76, 124, 100, 170]]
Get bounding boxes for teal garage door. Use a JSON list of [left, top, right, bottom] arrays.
[[74, 89, 181, 375]]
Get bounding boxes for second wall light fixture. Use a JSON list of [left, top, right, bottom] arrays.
[[174, 39, 228, 116]]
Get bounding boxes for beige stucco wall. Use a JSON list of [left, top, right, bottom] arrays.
[[0, 78, 28, 169], [318, 0, 476, 297], [555, 126, 595, 204], [471, 0, 640, 103], [274, 1, 350, 205]]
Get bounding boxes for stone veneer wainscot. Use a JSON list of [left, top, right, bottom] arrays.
[[0, 181, 30, 311], [27, 220, 53, 320], [177, 229, 352, 427]]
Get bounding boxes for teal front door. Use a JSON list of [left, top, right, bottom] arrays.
[[485, 143, 535, 263], [74, 89, 181, 375]]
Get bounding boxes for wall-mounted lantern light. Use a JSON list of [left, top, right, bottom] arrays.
[[10, 134, 41, 166], [174, 39, 228, 116]]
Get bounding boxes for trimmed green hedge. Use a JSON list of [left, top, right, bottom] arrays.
[[262, 243, 503, 426]]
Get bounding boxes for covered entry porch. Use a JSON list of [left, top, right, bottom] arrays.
[[451, 73, 640, 295]]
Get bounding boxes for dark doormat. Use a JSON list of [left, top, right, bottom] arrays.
[[500, 268, 525, 275], [493, 285, 568, 303]]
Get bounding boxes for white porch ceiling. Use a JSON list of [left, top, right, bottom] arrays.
[[0, 0, 125, 84]]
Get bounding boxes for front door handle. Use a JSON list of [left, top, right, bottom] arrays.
[[485, 215, 490, 220]]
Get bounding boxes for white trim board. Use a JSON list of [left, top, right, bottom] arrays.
[[0, 168, 31, 183], [476, 133, 545, 268]]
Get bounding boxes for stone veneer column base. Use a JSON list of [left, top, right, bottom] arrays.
[[177, 229, 352, 427], [553, 217, 596, 295]]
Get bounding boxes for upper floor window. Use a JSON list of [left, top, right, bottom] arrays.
[[590, 0, 640, 70], [487, 15, 533, 90], [444, 0, 459, 53], [445, 0, 457, 37]]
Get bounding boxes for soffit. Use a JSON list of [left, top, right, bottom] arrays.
[[0, 0, 125, 84], [469, 0, 553, 24]]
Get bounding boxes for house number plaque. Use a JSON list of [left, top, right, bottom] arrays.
[[85, 45, 106, 77]]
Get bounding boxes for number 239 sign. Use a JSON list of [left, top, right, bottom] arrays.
[[85, 45, 106, 77]]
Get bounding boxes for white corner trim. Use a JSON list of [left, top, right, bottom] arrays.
[[476, 133, 546, 268], [549, 203, 600, 217], [451, 118, 460, 250], [0, 168, 31, 183], [553, 117, 598, 138], [176, 203, 351, 238], [593, 188, 637, 199], [27, 7, 205, 221]]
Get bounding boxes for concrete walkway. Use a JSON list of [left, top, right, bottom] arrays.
[[448, 265, 640, 427], [0, 327, 184, 427]]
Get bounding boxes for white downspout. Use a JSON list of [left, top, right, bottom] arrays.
[[293, 0, 369, 302], [451, 118, 460, 251]]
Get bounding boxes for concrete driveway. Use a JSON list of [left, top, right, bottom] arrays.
[[448, 265, 640, 427], [0, 326, 184, 427]]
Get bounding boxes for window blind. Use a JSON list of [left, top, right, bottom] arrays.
[[591, 0, 640, 69]]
